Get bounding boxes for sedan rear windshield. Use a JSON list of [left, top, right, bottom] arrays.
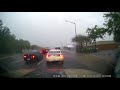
[[48, 51, 60, 54]]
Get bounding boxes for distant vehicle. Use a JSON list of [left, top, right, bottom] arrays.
[[24, 50, 43, 63], [55, 47, 61, 50], [46, 49, 64, 64], [40, 48, 49, 56], [46, 49, 50, 53]]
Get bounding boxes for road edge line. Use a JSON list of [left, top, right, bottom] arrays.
[[37, 59, 45, 65]]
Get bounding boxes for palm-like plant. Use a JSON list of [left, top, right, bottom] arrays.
[[72, 34, 90, 52], [86, 25, 105, 51]]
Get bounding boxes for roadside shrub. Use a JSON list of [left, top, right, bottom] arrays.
[[82, 48, 97, 53], [116, 47, 120, 59]]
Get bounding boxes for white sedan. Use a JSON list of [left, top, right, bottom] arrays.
[[46, 49, 64, 63]]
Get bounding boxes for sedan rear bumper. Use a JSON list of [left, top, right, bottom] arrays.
[[46, 58, 64, 62]]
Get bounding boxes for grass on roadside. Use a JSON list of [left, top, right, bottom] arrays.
[[74, 54, 115, 74], [0, 54, 13, 57], [75, 53, 114, 65]]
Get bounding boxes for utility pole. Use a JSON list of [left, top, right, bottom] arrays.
[[65, 20, 78, 52], [65, 20, 77, 38]]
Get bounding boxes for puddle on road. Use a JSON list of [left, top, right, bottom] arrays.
[[24, 64, 65, 78], [23, 67, 67, 78]]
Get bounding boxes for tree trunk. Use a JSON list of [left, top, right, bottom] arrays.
[[94, 39, 96, 52], [81, 42, 83, 52], [86, 42, 87, 52]]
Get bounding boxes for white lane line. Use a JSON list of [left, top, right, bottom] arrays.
[[37, 59, 45, 65], [12, 59, 23, 63], [0, 56, 14, 60]]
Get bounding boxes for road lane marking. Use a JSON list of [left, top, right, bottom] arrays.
[[0, 54, 23, 60], [37, 59, 45, 65], [0, 56, 14, 60], [11, 59, 23, 63]]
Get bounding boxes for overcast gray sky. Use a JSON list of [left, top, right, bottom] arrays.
[[0, 12, 113, 48]]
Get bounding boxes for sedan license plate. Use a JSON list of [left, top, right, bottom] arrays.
[[27, 58, 30, 60]]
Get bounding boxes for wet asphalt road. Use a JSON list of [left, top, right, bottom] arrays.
[[0, 50, 114, 78], [23, 50, 97, 78], [23, 51, 80, 78]]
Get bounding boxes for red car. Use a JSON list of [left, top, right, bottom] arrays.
[[40, 48, 49, 56]]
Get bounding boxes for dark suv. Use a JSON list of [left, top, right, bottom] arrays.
[[24, 50, 43, 63]]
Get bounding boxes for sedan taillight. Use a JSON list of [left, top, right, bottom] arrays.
[[48, 54, 51, 57], [24, 54, 27, 60], [31, 54, 35, 59], [58, 54, 60, 56], [24, 56, 27, 58], [46, 54, 51, 58], [58, 54, 64, 58], [58, 54, 63, 57], [32, 55, 35, 59]]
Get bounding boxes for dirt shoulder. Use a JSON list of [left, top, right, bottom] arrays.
[[63, 51, 116, 77]]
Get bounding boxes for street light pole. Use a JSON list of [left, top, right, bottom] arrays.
[[65, 20, 77, 38], [65, 20, 78, 52], [74, 23, 77, 39]]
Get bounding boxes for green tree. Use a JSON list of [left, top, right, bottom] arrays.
[[24, 40, 31, 50], [0, 20, 12, 53], [72, 34, 90, 52], [86, 25, 105, 51], [0, 20, 32, 54], [18, 39, 30, 53], [31, 45, 42, 50], [103, 12, 120, 42]]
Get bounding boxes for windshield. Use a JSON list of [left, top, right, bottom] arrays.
[[0, 12, 119, 78]]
